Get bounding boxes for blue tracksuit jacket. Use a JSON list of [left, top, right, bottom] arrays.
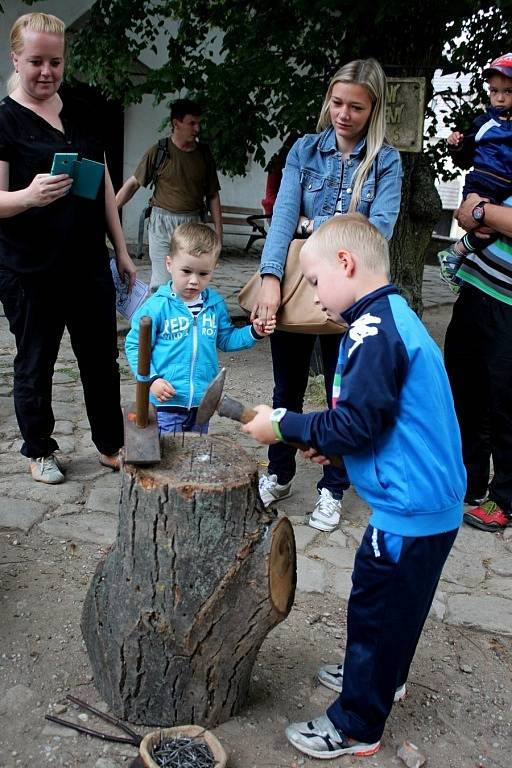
[[280, 285, 465, 537], [449, 106, 512, 197], [125, 283, 258, 409]]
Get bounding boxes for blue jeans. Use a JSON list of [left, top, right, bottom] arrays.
[[157, 408, 208, 435], [268, 330, 350, 498]]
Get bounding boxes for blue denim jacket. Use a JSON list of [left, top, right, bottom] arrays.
[[260, 127, 403, 279]]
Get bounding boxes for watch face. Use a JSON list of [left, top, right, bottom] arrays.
[[271, 408, 287, 422], [473, 204, 484, 221]]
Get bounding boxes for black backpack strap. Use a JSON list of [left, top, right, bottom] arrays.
[[149, 137, 170, 189], [137, 139, 169, 258]]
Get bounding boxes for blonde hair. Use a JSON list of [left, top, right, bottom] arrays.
[[304, 213, 390, 275], [168, 222, 221, 261], [8, 13, 66, 94], [317, 59, 388, 213]]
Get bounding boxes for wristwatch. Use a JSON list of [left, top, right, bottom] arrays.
[[472, 201, 487, 223], [270, 407, 287, 441]]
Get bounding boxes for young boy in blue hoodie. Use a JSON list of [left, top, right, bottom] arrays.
[[243, 214, 465, 760], [126, 222, 275, 434]]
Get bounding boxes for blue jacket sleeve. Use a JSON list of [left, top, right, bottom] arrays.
[[125, 300, 161, 380], [280, 323, 409, 457], [367, 149, 403, 240], [259, 139, 303, 280], [215, 299, 259, 352]]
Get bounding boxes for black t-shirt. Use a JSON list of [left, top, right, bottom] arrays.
[[0, 90, 109, 273]]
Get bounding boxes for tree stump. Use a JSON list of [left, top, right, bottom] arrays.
[[81, 433, 296, 727]]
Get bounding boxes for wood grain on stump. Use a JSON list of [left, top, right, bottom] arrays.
[[81, 434, 296, 727]]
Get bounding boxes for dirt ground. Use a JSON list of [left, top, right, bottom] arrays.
[[0, 303, 511, 768]]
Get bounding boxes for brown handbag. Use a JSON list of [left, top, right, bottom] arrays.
[[238, 239, 347, 334]]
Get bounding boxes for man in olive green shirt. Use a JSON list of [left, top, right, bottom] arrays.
[[116, 99, 222, 289]]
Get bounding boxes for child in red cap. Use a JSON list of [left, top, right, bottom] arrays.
[[438, 53, 512, 292]]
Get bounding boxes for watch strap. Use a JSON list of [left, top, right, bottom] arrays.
[[271, 418, 284, 441]]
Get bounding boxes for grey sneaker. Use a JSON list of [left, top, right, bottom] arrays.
[[258, 473, 292, 507], [318, 662, 407, 702], [30, 454, 65, 485], [309, 488, 342, 532], [285, 714, 380, 759]]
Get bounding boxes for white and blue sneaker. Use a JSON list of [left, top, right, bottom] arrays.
[[285, 714, 380, 759]]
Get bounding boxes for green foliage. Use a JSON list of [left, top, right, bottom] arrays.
[[61, 0, 510, 175]]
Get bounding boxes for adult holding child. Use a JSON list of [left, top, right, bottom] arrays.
[[445, 191, 512, 531], [252, 58, 402, 530], [0, 12, 136, 484]]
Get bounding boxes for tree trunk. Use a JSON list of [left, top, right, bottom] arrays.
[[81, 434, 296, 727], [390, 152, 442, 316]]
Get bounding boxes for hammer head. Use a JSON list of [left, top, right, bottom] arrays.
[[196, 367, 226, 426]]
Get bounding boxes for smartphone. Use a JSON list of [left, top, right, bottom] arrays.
[[50, 152, 78, 176]]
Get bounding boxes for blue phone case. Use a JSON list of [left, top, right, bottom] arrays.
[[72, 158, 105, 200], [50, 153, 78, 175]]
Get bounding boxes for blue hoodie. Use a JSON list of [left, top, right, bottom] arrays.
[[125, 283, 259, 409], [280, 285, 465, 537]]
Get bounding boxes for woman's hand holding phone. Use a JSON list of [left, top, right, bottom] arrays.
[[25, 173, 73, 208]]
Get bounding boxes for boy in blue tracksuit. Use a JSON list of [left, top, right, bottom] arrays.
[[243, 214, 465, 760], [126, 222, 275, 433]]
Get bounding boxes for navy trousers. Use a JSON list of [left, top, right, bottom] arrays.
[[327, 525, 458, 744], [268, 329, 350, 498], [0, 264, 123, 459]]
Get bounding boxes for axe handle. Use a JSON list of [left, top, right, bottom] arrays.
[[135, 316, 152, 428], [218, 395, 342, 467]]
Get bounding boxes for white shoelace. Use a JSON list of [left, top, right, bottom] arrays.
[[315, 489, 341, 519], [37, 455, 60, 475], [259, 474, 278, 491]]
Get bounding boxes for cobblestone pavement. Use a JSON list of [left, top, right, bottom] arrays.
[[0, 252, 510, 627], [0, 250, 511, 766]]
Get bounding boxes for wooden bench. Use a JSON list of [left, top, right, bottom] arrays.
[[205, 205, 271, 251]]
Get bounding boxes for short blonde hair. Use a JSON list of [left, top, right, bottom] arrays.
[[304, 214, 390, 275], [9, 13, 66, 94], [168, 222, 221, 261]]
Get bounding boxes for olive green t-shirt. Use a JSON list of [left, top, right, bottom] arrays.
[[133, 139, 220, 213]]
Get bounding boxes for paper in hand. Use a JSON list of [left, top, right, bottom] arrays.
[[110, 259, 149, 321]]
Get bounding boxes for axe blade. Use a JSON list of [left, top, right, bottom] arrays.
[[196, 367, 227, 426]]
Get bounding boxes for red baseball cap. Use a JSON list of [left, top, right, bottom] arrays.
[[483, 53, 512, 79]]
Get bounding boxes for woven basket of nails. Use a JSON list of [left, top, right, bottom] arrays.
[[139, 725, 228, 768]]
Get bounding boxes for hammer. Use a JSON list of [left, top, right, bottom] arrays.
[[196, 368, 342, 467]]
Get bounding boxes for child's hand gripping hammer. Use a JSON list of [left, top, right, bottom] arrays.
[[196, 368, 342, 466]]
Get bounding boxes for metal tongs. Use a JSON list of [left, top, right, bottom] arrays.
[[45, 694, 141, 746]]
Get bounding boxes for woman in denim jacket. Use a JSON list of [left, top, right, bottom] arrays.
[[252, 59, 403, 530]]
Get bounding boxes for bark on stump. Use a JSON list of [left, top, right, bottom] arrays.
[[81, 433, 296, 727]]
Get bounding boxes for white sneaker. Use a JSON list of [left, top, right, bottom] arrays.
[[286, 714, 380, 759], [309, 488, 341, 531], [258, 473, 292, 507], [318, 663, 407, 702], [30, 454, 65, 484]]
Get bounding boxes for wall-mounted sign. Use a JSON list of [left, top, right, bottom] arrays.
[[385, 78, 426, 153]]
